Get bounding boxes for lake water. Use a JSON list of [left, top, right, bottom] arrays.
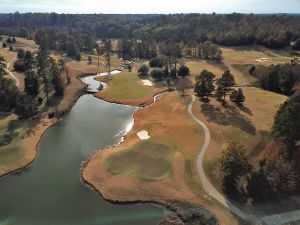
[[0, 93, 163, 225]]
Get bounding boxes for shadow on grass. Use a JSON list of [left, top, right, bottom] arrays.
[[200, 101, 256, 135]]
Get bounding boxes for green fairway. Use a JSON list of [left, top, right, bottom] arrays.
[[106, 141, 174, 181]]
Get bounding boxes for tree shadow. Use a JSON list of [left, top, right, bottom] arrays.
[[0, 119, 20, 147], [237, 105, 253, 116], [205, 60, 229, 71], [200, 102, 256, 135]]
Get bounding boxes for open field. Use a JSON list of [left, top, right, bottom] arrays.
[[185, 45, 295, 87], [95, 70, 167, 106], [83, 92, 239, 225], [221, 45, 292, 65], [1, 36, 38, 53]]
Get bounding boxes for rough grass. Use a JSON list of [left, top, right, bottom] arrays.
[[106, 141, 174, 181], [0, 114, 24, 169], [221, 45, 291, 65], [192, 87, 288, 192]]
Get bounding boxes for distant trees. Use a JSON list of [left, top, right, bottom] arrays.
[[194, 70, 215, 100], [272, 96, 300, 157], [138, 64, 149, 77], [34, 28, 96, 57], [0, 13, 299, 49], [198, 41, 222, 60]]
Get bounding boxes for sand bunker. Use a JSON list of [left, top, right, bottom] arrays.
[[137, 130, 150, 140], [256, 57, 268, 62], [141, 80, 153, 86]]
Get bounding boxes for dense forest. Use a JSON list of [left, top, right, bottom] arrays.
[[0, 13, 300, 49]]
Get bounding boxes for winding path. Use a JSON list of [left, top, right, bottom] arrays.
[[188, 95, 249, 220], [4, 56, 20, 87]]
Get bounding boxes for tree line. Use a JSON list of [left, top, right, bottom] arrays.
[[0, 13, 299, 50], [0, 50, 66, 118], [251, 62, 300, 96]]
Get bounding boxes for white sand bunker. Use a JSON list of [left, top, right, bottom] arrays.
[[141, 80, 153, 86], [137, 130, 150, 140], [256, 57, 268, 62]]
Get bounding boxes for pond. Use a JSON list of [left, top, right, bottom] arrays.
[[0, 79, 164, 225]]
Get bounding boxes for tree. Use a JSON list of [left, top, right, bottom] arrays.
[[101, 39, 112, 75], [17, 49, 25, 59], [178, 65, 190, 78], [88, 55, 92, 65], [194, 70, 215, 100], [246, 160, 275, 202], [230, 88, 245, 105], [24, 51, 34, 70], [36, 49, 51, 105], [96, 44, 101, 73], [151, 68, 165, 80], [220, 142, 252, 196], [272, 96, 300, 157], [138, 64, 149, 76], [15, 95, 38, 119], [51, 59, 65, 96], [13, 60, 26, 72], [149, 56, 167, 68], [0, 57, 19, 111], [216, 70, 236, 103], [24, 70, 39, 97]]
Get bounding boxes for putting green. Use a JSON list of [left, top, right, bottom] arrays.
[[106, 141, 174, 181]]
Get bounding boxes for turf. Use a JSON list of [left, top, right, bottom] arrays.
[[95, 70, 163, 105], [106, 141, 174, 181], [0, 114, 24, 168]]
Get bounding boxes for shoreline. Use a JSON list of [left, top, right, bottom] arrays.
[[0, 73, 88, 178]]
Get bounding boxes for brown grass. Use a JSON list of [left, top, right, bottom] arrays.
[[192, 87, 287, 191], [83, 92, 239, 225]]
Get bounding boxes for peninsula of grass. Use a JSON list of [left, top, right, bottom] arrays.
[[95, 70, 167, 106], [83, 92, 239, 225]]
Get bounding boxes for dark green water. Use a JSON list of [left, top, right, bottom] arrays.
[[0, 94, 163, 225]]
